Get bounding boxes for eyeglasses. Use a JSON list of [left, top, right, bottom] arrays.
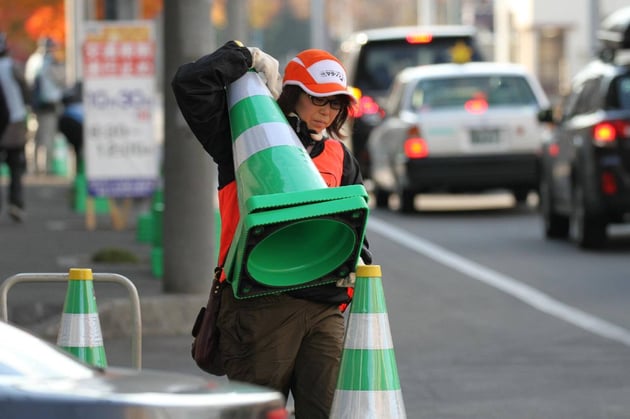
[[307, 94, 343, 110]]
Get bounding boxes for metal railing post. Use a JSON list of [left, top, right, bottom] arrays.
[[0, 272, 142, 369]]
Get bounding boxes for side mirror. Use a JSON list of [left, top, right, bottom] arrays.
[[537, 108, 554, 123]]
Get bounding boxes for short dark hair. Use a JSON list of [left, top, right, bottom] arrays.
[[276, 85, 352, 139]]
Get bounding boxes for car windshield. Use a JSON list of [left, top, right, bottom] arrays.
[[409, 75, 539, 110], [608, 74, 630, 109], [355, 38, 482, 92]]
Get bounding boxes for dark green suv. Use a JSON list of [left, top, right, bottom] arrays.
[[538, 7, 630, 249]]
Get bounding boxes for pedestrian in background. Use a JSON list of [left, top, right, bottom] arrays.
[[58, 81, 83, 174], [0, 33, 29, 222], [172, 41, 372, 419], [24, 36, 64, 175]]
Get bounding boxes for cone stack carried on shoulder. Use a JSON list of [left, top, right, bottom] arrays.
[[224, 70, 369, 298], [57, 268, 108, 368], [330, 265, 407, 419]]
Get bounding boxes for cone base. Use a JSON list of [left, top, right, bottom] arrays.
[[60, 345, 108, 368], [248, 217, 356, 286], [330, 389, 407, 419], [228, 192, 369, 299]]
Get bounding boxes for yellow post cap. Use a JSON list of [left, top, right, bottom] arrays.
[[356, 264, 381, 278], [68, 268, 94, 281]]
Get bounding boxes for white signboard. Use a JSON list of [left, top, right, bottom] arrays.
[[83, 21, 158, 198]]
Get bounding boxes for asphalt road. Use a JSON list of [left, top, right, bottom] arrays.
[[4, 179, 630, 418], [366, 193, 630, 418]]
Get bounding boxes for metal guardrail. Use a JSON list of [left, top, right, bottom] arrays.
[[0, 272, 142, 369]]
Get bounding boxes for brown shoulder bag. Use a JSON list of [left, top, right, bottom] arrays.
[[191, 267, 226, 376]]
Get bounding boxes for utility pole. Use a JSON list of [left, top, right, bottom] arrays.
[[493, 0, 510, 62], [162, 0, 216, 293], [589, 0, 600, 57], [310, 0, 327, 50], [227, 0, 248, 44], [64, 0, 85, 87], [418, 0, 434, 25]]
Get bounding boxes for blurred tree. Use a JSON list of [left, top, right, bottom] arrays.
[[211, 0, 227, 28], [141, 0, 163, 19], [250, 0, 282, 29], [25, 3, 65, 44], [0, 0, 63, 61]]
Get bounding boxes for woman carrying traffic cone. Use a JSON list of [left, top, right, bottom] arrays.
[[172, 41, 372, 418]]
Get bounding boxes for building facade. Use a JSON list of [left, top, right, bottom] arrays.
[[492, 0, 628, 103]]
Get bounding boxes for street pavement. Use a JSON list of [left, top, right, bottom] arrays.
[[0, 173, 214, 378]]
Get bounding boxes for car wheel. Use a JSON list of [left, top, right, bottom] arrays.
[[539, 176, 569, 239], [398, 188, 415, 214], [374, 188, 390, 209], [569, 182, 606, 249]]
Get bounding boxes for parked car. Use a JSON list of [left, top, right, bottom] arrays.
[[337, 25, 486, 179], [367, 61, 550, 213], [537, 7, 630, 249], [0, 321, 288, 418]]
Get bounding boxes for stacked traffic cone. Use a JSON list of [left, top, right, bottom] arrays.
[[56, 268, 108, 368], [225, 70, 369, 298], [330, 265, 407, 419]]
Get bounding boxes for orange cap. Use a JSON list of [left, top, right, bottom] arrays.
[[283, 49, 354, 100]]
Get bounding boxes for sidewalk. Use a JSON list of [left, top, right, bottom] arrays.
[[0, 173, 206, 342]]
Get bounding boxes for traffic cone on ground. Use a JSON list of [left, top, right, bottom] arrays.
[[57, 268, 108, 368], [51, 134, 69, 176], [330, 265, 407, 419], [150, 184, 164, 278]]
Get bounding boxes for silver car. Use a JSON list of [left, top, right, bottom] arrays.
[[368, 62, 550, 212], [0, 321, 288, 418]]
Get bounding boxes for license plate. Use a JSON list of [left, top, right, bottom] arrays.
[[470, 129, 500, 144]]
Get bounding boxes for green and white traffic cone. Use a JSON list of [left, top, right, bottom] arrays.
[[150, 185, 164, 278], [51, 134, 69, 177], [330, 265, 407, 419], [56, 268, 108, 368], [225, 70, 369, 298], [0, 162, 8, 178]]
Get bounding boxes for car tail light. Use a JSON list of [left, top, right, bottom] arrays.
[[349, 93, 385, 119], [404, 126, 428, 158], [406, 32, 433, 44], [548, 143, 560, 157], [464, 97, 488, 114], [593, 120, 630, 146], [601, 171, 618, 195], [263, 407, 289, 419]]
